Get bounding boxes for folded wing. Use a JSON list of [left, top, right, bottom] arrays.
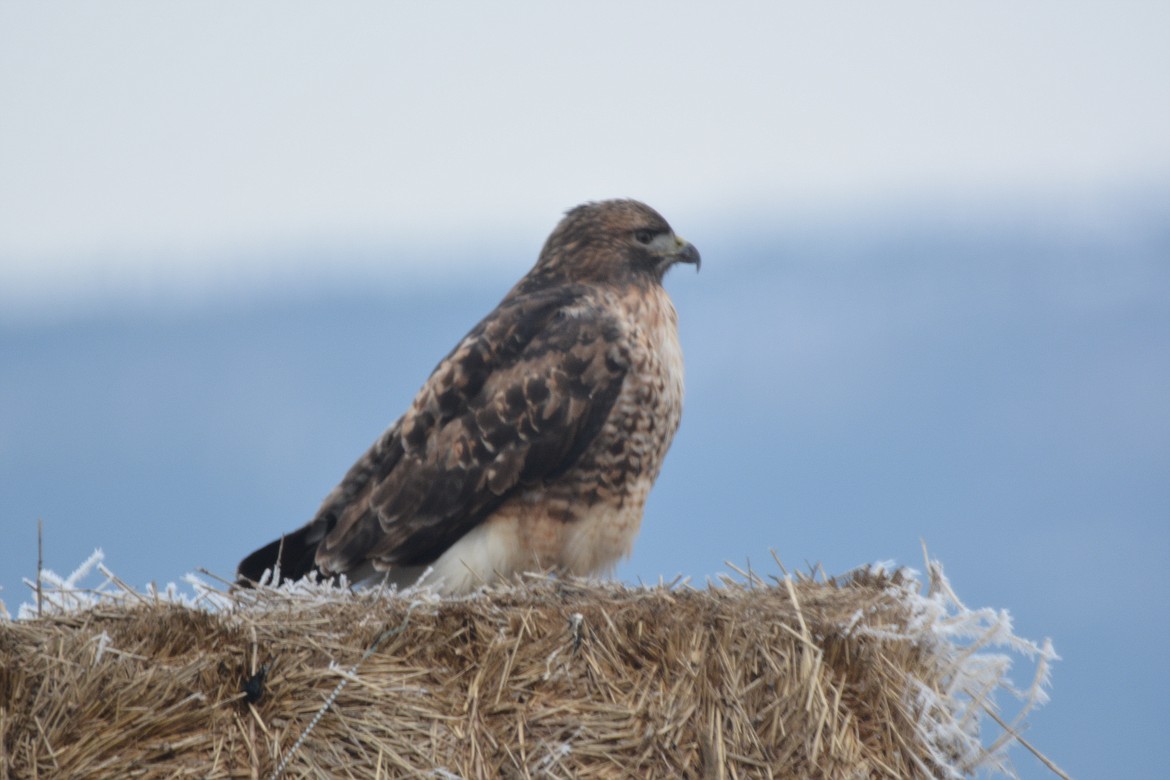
[[303, 285, 630, 578]]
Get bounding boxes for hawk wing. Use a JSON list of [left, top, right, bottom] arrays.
[[311, 285, 630, 575]]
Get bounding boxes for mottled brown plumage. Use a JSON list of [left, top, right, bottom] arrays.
[[237, 200, 698, 593]]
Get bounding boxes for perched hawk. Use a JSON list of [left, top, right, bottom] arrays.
[[237, 200, 699, 594]]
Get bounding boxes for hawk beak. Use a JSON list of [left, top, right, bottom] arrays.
[[673, 236, 701, 273]]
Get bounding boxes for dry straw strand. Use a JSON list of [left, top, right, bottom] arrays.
[[268, 600, 421, 780]]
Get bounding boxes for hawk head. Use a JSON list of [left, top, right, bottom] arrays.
[[534, 199, 700, 285]]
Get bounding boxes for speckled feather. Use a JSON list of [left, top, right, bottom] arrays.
[[237, 200, 698, 593]]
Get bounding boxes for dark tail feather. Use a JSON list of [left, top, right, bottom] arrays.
[[236, 524, 322, 587]]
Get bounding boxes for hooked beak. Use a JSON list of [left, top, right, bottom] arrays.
[[647, 231, 701, 275], [671, 235, 701, 273]]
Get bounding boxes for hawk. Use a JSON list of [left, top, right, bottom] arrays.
[[236, 199, 699, 594]]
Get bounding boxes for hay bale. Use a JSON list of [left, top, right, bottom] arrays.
[[0, 560, 1058, 779]]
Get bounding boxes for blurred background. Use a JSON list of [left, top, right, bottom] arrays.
[[2, 4, 1168, 777]]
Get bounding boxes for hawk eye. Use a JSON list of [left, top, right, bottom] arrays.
[[634, 229, 656, 245]]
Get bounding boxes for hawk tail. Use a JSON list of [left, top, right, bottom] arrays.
[[235, 524, 323, 588]]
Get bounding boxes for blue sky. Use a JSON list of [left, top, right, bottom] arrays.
[[3, 4, 1169, 778]]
